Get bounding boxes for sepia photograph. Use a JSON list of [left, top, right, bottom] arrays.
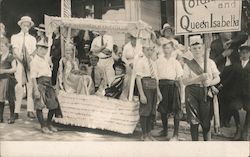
[[0, 0, 249, 156]]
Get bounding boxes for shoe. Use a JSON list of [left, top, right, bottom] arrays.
[[140, 135, 146, 141], [147, 133, 157, 141], [48, 125, 58, 132], [8, 117, 15, 124], [41, 127, 53, 134], [233, 126, 242, 141], [169, 136, 179, 141], [181, 114, 187, 121], [144, 136, 152, 141], [0, 119, 3, 123], [14, 113, 19, 120], [156, 130, 168, 137], [27, 112, 36, 119]]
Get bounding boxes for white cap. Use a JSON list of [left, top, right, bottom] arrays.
[[189, 35, 203, 46]]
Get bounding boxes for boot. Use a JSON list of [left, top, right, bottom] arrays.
[[170, 117, 180, 141], [233, 124, 242, 141], [157, 113, 168, 137], [190, 124, 199, 141], [0, 102, 5, 123], [232, 110, 241, 141], [202, 127, 210, 141], [242, 112, 249, 141], [8, 103, 15, 124], [241, 126, 249, 141]]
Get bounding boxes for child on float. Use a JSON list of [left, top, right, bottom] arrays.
[[58, 43, 93, 95]]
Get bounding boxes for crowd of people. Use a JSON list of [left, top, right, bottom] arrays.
[[0, 15, 249, 141]]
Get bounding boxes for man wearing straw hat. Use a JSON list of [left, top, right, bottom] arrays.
[[11, 16, 37, 119]]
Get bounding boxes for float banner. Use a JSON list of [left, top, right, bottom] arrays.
[[175, 0, 242, 35]]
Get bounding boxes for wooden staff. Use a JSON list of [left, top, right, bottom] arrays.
[[203, 34, 211, 102]]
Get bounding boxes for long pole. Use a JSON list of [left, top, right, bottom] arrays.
[[60, 0, 72, 57]]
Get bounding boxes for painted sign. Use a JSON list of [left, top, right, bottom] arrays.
[[175, 0, 242, 35]]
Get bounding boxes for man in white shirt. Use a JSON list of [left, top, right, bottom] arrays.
[[91, 31, 115, 86], [122, 34, 142, 70], [11, 16, 37, 119]]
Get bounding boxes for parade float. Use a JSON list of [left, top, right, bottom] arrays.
[[44, 15, 152, 134]]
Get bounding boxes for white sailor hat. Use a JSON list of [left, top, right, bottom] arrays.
[[189, 35, 203, 46]]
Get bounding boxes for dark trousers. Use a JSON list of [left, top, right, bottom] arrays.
[[51, 58, 60, 86], [185, 85, 212, 141], [0, 101, 15, 122], [140, 115, 153, 136], [36, 109, 56, 128]]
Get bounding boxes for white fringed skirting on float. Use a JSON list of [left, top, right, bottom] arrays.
[[54, 91, 140, 134]]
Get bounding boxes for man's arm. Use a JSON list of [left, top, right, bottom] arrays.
[[136, 75, 147, 104], [90, 37, 107, 54]]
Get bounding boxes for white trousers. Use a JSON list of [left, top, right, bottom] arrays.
[[98, 57, 115, 86], [14, 61, 34, 113]]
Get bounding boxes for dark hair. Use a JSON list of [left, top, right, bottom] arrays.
[[113, 44, 118, 54], [113, 59, 126, 72], [239, 46, 250, 52]]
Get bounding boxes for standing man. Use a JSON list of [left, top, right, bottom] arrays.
[[210, 32, 248, 128], [91, 31, 115, 86], [11, 16, 37, 119], [182, 35, 220, 141]]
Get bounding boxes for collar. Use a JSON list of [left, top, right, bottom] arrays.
[[242, 59, 249, 64]]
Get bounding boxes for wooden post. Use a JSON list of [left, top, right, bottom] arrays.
[[61, 0, 72, 57]]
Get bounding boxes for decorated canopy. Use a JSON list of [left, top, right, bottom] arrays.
[[44, 15, 152, 39]]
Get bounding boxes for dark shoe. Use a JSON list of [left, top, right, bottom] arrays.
[[156, 130, 168, 137], [48, 125, 58, 132], [27, 112, 36, 119], [14, 113, 19, 120], [0, 118, 3, 123]]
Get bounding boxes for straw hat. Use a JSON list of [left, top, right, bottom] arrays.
[[18, 16, 34, 27], [34, 24, 45, 32], [160, 23, 173, 35]]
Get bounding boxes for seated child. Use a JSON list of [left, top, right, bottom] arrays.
[[105, 60, 129, 99], [58, 43, 93, 95]]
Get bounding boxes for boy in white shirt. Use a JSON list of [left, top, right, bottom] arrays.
[[31, 42, 62, 134], [156, 41, 183, 141], [135, 39, 162, 141], [182, 35, 220, 141]]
